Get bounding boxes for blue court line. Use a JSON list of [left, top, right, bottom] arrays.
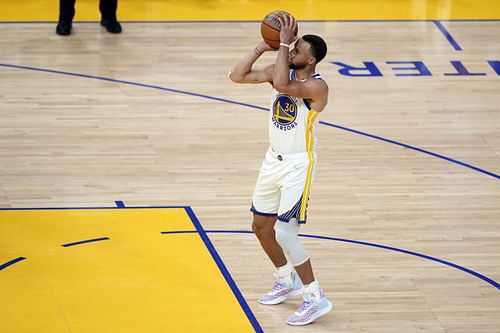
[[0, 63, 265, 112], [0, 257, 27, 271], [433, 20, 462, 51], [61, 237, 110, 247], [0, 63, 498, 180], [114, 200, 126, 208], [184, 207, 264, 333], [162, 229, 500, 290], [321, 123, 499, 179], [298, 233, 500, 290], [160, 230, 198, 234]]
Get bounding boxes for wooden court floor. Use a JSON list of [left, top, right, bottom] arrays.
[[0, 1, 499, 332]]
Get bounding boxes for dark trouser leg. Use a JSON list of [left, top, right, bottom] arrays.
[[100, 0, 118, 21], [59, 0, 76, 22]]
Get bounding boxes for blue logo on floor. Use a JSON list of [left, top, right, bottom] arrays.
[[330, 60, 499, 77]]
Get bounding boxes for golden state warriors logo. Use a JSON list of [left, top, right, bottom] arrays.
[[272, 94, 298, 131]]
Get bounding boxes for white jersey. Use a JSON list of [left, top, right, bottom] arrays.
[[269, 70, 323, 154]]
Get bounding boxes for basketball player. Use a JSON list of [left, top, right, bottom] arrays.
[[229, 14, 332, 326]]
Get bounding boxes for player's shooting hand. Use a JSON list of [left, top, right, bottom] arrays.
[[279, 15, 298, 45]]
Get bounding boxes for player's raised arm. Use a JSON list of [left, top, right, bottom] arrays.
[[273, 15, 328, 110], [229, 41, 275, 84]]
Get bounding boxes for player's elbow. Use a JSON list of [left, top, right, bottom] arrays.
[[273, 81, 290, 93], [228, 70, 243, 83]]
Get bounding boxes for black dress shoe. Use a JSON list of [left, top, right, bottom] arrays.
[[100, 19, 122, 33], [56, 21, 72, 36]]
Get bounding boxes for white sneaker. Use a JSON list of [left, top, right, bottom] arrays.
[[286, 290, 333, 326], [259, 271, 303, 305]]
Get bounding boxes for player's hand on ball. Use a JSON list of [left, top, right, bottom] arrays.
[[278, 15, 298, 45]]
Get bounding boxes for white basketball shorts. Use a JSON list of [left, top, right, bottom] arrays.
[[251, 148, 317, 224]]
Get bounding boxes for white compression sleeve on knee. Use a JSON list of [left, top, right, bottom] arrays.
[[274, 219, 309, 266]]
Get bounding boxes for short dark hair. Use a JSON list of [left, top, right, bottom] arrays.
[[302, 34, 327, 63]]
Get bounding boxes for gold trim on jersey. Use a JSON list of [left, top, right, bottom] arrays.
[[300, 109, 320, 221]]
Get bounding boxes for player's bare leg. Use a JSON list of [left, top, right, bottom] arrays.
[[251, 214, 286, 267], [252, 214, 303, 305], [294, 258, 314, 285]]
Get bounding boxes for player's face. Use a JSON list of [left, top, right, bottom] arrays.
[[289, 39, 313, 70]]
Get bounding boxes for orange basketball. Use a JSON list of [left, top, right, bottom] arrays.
[[260, 10, 298, 49]]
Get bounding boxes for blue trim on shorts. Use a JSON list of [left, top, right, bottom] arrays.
[[250, 204, 277, 217], [276, 216, 290, 222], [277, 196, 304, 222], [276, 216, 307, 224]]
